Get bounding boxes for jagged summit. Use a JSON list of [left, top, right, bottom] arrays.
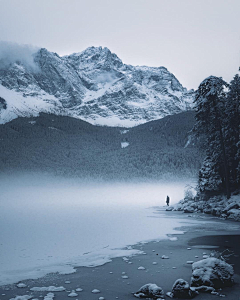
[[0, 45, 194, 126]]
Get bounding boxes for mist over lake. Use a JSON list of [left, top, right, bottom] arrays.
[[0, 173, 194, 285]]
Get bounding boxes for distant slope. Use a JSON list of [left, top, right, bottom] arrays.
[[0, 111, 201, 180]]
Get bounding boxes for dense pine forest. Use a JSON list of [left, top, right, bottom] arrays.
[[0, 111, 201, 181], [193, 74, 240, 199]]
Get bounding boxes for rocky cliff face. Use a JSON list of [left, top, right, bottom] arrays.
[[0, 46, 194, 126]]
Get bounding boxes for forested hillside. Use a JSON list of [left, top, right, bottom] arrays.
[[0, 111, 202, 181]]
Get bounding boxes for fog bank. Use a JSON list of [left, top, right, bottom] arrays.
[[0, 173, 196, 285]]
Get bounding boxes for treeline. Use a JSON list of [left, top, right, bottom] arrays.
[[0, 111, 202, 181], [194, 74, 240, 199]]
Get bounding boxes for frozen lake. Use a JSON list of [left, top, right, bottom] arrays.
[[0, 174, 195, 285]]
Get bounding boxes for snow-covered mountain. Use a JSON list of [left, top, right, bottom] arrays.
[[0, 45, 194, 126]]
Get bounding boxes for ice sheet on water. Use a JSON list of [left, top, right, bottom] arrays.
[[30, 286, 65, 292], [0, 175, 209, 285], [10, 296, 32, 300]]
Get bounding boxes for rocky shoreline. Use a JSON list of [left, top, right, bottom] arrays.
[[1, 211, 240, 300], [167, 193, 240, 222]]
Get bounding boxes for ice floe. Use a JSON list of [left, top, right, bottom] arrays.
[[30, 286, 65, 292], [92, 289, 100, 293], [68, 290, 78, 297], [9, 296, 32, 300], [43, 293, 54, 300], [16, 283, 27, 288]]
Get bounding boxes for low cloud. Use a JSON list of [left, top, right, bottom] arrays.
[[0, 41, 40, 71]]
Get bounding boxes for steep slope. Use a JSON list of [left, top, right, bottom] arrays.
[[0, 111, 202, 180], [0, 45, 194, 126]]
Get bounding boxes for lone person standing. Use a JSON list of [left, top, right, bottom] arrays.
[[166, 195, 170, 206]]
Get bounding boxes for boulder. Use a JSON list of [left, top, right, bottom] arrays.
[[191, 257, 234, 289], [211, 208, 223, 216], [171, 279, 198, 299], [184, 207, 194, 213], [203, 208, 212, 214], [166, 206, 174, 211], [227, 209, 240, 221], [134, 283, 164, 299], [223, 202, 239, 213]]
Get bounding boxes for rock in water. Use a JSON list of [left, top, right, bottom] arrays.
[[16, 283, 27, 288], [171, 279, 197, 299], [191, 257, 234, 289], [68, 290, 78, 297], [92, 289, 101, 294], [134, 283, 164, 299]]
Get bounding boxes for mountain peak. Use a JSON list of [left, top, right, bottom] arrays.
[[0, 44, 194, 127], [66, 46, 124, 71]]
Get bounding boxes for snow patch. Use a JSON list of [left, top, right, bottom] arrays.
[[0, 84, 64, 124], [121, 142, 129, 148]]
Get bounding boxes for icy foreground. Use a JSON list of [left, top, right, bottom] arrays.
[[0, 175, 199, 285], [0, 45, 194, 126]]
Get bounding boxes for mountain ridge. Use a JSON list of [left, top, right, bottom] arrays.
[[0, 45, 194, 126]]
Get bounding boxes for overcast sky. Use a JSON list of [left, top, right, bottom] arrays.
[[0, 0, 239, 89]]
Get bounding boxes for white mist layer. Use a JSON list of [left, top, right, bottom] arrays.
[[0, 174, 198, 285]]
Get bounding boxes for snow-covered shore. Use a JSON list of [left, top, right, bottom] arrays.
[[1, 214, 239, 300], [0, 177, 196, 286], [168, 193, 240, 222]]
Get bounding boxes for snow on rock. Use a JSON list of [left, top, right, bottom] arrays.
[[137, 266, 146, 270], [75, 288, 83, 292], [191, 257, 234, 289], [121, 275, 129, 279], [120, 130, 129, 134], [92, 289, 101, 294], [30, 286, 65, 292], [227, 209, 240, 221], [121, 142, 129, 148], [184, 207, 195, 213], [28, 120, 36, 125], [16, 283, 27, 288], [43, 293, 55, 300], [170, 279, 197, 299], [222, 201, 239, 213], [186, 261, 194, 264], [174, 194, 240, 221], [99, 297, 105, 300], [0, 84, 64, 125], [134, 283, 164, 299], [166, 206, 174, 211], [161, 255, 169, 259], [68, 290, 78, 297], [0, 46, 194, 127], [169, 237, 178, 241], [9, 296, 32, 300]]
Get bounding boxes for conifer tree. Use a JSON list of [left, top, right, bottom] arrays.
[[194, 76, 231, 198], [225, 74, 240, 189]]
